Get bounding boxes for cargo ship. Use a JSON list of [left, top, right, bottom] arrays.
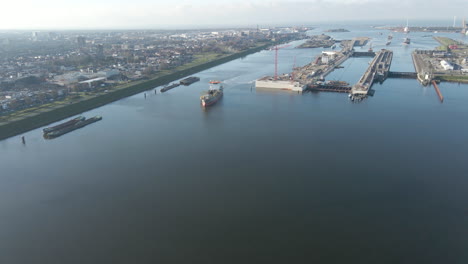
[[200, 82, 223, 107], [43, 116, 85, 133], [180, 76, 200, 86], [160, 83, 180, 93], [44, 116, 102, 139]]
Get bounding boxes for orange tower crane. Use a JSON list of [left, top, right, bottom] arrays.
[[271, 44, 291, 80]]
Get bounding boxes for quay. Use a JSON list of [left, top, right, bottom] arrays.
[[292, 38, 355, 82], [256, 37, 400, 97], [412, 50, 433, 86], [351, 49, 393, 96], [256, 37, 364, 92], [412, 38, 468, 85]]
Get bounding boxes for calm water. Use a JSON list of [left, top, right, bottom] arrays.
[[1, 26, 468, 264]]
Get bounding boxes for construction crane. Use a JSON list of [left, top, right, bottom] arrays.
[[291, 56, 296, 82], [271, 44, 291, 80]]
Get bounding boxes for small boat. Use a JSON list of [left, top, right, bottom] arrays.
[[209, 80, 222, 84], [403, 38, 411, 45]]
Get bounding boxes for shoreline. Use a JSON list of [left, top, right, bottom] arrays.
[[0, 43, 271, 141]]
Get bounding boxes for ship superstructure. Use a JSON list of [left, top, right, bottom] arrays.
[[200, 81, 223, 107]]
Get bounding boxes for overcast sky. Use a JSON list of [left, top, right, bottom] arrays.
[[2, 0, 467, 29]]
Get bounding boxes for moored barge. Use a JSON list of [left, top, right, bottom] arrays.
[[44, 116, 102, 139]]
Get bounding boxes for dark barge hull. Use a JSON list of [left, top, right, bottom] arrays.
[[180, 77, 200, 86], [160, 83, 180, 93], [42, 116, 84, 133], [44, 116, 102, 139]]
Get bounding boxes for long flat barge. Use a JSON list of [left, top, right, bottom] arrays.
[[44, 116, 102, 139], [180, 76, 200, 86], [160, 83, 180, 93], [43, 116, 85, 133]]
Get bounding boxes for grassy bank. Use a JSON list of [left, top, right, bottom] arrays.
[[434, 37, 457, 47], [0, 43, 271, 141], [433, 37, 468, 52], [436, 75, 468, 83]]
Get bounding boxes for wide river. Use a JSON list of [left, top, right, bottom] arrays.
[[1, 26, 468, 263]]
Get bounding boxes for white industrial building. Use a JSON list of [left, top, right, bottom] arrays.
[[440, 60, 454, 70], [255, 77, 305, 92]]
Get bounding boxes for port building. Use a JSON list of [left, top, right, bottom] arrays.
[[255, 77, 306, 92], [440, 60, 454, 70]]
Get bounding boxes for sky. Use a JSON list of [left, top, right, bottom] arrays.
[[2, 0, 467, 29]]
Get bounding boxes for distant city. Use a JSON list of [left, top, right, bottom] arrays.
[[0, 27, 307, 116]]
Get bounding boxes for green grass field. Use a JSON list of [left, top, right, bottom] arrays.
[[437, 75, 468, 83], [433, 37, 468, 53]]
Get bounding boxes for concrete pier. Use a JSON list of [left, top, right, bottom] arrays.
[[291, 38, 356, 84], [351, 49, 393, 96], [412, 51, 432, 86]]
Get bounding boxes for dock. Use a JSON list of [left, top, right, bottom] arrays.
[[351, 49, 393, 96], [255, 38, 355, 92], [412, 50, 433, 86], [293, 38, 355, 83], [412, 45, 468, 85], [255, 37, 397, 96]]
